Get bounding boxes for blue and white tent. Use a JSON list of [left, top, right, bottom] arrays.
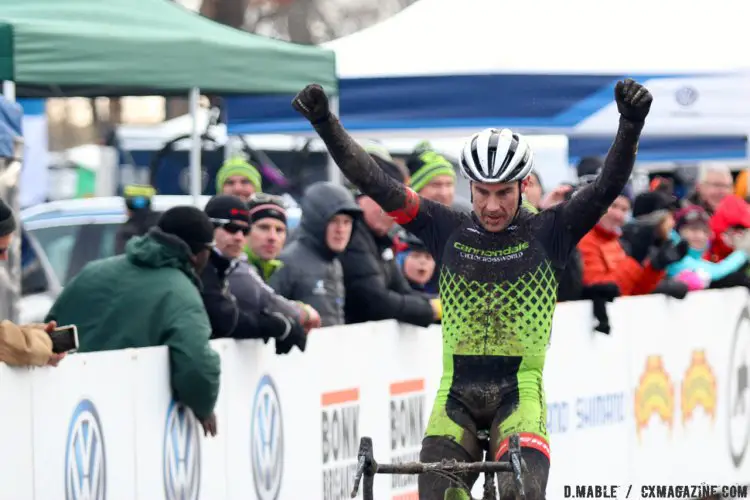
[[224, 0, 750, 162]]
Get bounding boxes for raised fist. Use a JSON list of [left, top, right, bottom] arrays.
[[292, 83, 331, 124], [614, 78, 652, 122]]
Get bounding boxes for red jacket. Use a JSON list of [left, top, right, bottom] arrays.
[[578, 224, 664, 296], [706, 195, 750, 262]]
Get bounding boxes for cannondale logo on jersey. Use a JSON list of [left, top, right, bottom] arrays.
[[251, 375, 284, 500], [728, 305, 750, 468], [163, 401, 202, 500], [65, 399, 106, 500]]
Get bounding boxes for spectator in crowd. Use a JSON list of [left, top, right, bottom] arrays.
[[0, 199, 65, 367], [270, 182, 361, 327], [45, 206, 220, 435], [666, 205, 750, 290], [363, 142, 454, 295], [733, 169, 750, 203], [534, 181, 584, 302], [576, 156, 604, 180], [245, 193, 288, 282], [621, 188, 689, 299], [202, 195, 306, 353], [227, 200, 321, 336], [114, 184, 161, 255], [0, 320, 65, 367], [578, 189, 687, 297], [523, 171, 544, 210], [687, 162, 733, 215], [216, 156, 263, 202], [339, 157, 440, 327], [538, 180, 576, 212], [395, 232, 438, 298], [403, 141, 473, 212], [707, 195, 750, 266]]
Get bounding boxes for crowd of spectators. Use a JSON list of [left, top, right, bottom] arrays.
[[7, 139, 750, 433]]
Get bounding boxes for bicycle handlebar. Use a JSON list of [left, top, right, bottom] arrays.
[[350, 433, 527, 500]]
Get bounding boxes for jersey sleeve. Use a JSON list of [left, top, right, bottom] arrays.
[[559, 118, 644, 246], [312, 114, 411, 212], [399, 195, 469, 263], [534, 117, 645, 262]]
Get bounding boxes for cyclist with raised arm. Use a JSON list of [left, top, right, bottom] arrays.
[[292, 79, 652, 500]]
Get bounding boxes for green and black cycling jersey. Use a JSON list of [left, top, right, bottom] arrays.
[[310, 114, 642, 460]]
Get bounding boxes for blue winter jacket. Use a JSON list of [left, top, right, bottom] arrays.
[[666, 230, 747, 283]]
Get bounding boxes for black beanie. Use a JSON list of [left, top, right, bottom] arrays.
[[205, 195, 250, 224], [577, 156, 604, 178], [632, 191, 676, 218], [372, 155, 408, 184], [157, 206, 215, 255], [0, 198, 16, 237], [247, 193, 287, 226]]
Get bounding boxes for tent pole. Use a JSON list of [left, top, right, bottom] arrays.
[[327, 95, 342, 185], [2, 82, 16, 102], [189, 87, 202, 205]]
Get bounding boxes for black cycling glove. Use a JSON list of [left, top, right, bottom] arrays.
[[259, 311, 307, 355]]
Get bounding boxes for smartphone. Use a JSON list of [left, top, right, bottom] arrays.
[[49, 325, 79, 354]]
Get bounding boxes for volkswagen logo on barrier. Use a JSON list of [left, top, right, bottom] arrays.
[[728, 305, 750, 468], [65, 399, 106, 500], [163, 401, 201, 500], [675, 86, 699, 107], [251, 375, 284, 500]]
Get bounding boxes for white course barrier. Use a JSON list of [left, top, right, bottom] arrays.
[[1, 288, 749, 500]]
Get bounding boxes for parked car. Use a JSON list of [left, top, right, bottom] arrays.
[[19, 195, 301, 322]]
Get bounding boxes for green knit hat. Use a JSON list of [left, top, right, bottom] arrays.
[[406, 141, 456, 192], [216, 156, 262, 193]]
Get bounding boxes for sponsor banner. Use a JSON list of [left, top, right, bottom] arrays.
[[628, 289, 739, 487], [545, 299, 630, 495], [574, 75, 750, 137], [721, 290, 750, 485], [321, 387, 361, 500], [0, 362, 34, 499], [1, 290, 749, 499], [223, 339, 268, 500], [133, 345, 228, 500], [28, 349, 137, 500], [389, 379, 426, 500]]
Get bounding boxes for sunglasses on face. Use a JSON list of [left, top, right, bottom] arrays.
[[210, 218, 249, 235]]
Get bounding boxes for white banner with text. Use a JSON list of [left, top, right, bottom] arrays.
[[0, 288, 748, 499]]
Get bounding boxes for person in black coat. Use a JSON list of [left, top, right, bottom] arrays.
[[338, 154, 440, 326], [201, 195, 306, 354]]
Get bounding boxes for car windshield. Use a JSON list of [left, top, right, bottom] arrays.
[[27, 222, 121, 285]]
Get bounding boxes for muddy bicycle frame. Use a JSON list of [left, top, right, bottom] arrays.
[[350, 433, 527, 500]]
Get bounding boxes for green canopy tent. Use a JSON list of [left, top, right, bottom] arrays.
[[0, 0, 337, 96], [0, 0, 339, 197]]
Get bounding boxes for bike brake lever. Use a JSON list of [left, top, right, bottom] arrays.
[[508, 434, 526, 500]]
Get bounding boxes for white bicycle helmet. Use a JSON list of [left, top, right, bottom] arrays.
[[459, 128, 534, 183]]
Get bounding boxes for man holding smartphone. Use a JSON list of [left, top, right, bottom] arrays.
[[0, 198, 65, 367], [45, 206, 221, 436]]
